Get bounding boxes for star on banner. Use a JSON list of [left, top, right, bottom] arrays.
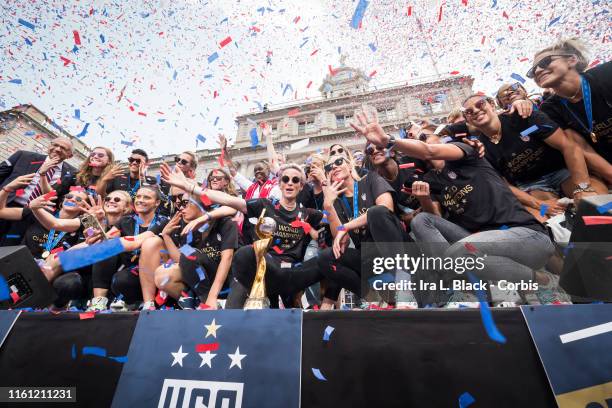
[[205, 318, 222, 338], [171, 345, 188, 367], [228, 347, 246, 370], [199, 351, 216, 368]]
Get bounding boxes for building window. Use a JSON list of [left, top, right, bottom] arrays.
[[335, 113, 353, 128], [298, 120, 315, 135], [421, 101, 433, 116], [377, 107, 396, 122]]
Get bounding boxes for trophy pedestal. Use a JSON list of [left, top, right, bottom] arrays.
[[243, 296, 270, 310]]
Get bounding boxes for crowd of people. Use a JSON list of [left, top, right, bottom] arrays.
[[1, 38, 610, 311]]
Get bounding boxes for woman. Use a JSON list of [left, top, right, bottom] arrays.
[[75, 147, 116, 193], [350, 110, 570, 305], [462, 94, 606, 221], [137, 190, 238, 311], [151, 195, 239, 310], [87, 185, 169, 311], [160, 162, 334, 309], [496, 82, 532, 110], [529, 38, 612, 184], [315, 153, 415, 308], [328, 143, 366, 177]]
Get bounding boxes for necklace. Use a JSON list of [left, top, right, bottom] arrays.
[[489, 133, 502, 144]]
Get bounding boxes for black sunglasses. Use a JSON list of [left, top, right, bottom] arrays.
[[128, 157, 142, 165], [104, 196, 122, 203], [175, 199, 190, 208], [461, 98, 489, 118], [65, 194, 83, 202], [365, 145, 385, 155], [330, 147, 344, 155], [304, 166, 311, 175], [175, 157, 191, 166], [526, 54, 571, 79], [281, 175, 301, 184], [324, 157, 346, 173]]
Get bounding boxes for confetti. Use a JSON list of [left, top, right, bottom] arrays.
[[0, 276, 9, 301], [510, 73, 526, 84], [18, 18, 35, 31], [195, 343, 220, 352], [208, 52, 219, 64], [582, 216, 612, 226], [350, 0, 369, 29], [467, 272, 506, 344], [596, 202, 612, 214], [79, 312, 95, 320], [459, 391, 476, 408], [520, 125, 539, 137], [312, 367, 327, 381], [58, 238, 125, 271], [200, 192, 212, 206], [323, 325, 335, 342], [219, 36, 232, 48]]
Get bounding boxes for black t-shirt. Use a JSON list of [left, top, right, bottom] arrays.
[[297, 182, 316, 209], [540, 61, 612, 163], [478, 111, 565, 184], [386, 157, 428, 212], [332, 172, 395, 248], [114, 214, 169, 266], [423, 142, 545, 233], [197, 217, 239, 264], [107, 172, 158, 196], [245, 198, 322, 263], [441, 121, 470, 137], [21, 208, 84, 258]]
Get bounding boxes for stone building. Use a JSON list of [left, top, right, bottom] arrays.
[[0, 104, 90, 168], [148, 62, 473, 181]]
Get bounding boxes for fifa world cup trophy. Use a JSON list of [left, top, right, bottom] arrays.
[[243, 209, 277, 310]]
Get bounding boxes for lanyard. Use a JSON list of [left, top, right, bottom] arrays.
[[134, 214, 157, 236], [43, 212, 66, 256], [560, 76, 597, 143], [127, 173, 141, 196], [340, 181, 359, 220]]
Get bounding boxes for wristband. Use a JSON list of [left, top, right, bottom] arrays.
[[1, 187, 14, 193]]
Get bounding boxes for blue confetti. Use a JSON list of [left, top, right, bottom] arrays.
[[99, 34, 105, 43], [214, 116, 219, 126], [18, 18, 36, 31], [198, 223, 209, 233], [0, 275, 9, 301], [491, 0, 497, 7], [25, 38, 33, 46], [368, 43, 377, 52], [548, 16, 561, 27], [539, 204, 549, 217], [156, 174, 161, 185], [399, 128, 406, 139], [323, 325, 335, 342], [499, 225, 509, 230], [483, 62, 491, 69], [208, 52, 219, 64], [58, 238, 125, 271], [459, 391, 475, 408], [120, 140, 134, 146], [350, 0, 369, 29], [172, 70, 178, 80], [74, 109, 81, 119], [510, 73, 526, 84], [596, 201, 612, 214], [312, 368, 327, 381], [250, 128, 259, 147], [521, 125, 539, 137], [82, 346, 106, 357], [179, 244, 196, 257], [77, 123, 90, 138], [196, 267, 206, 281], [71, 344, 77, 359], [8, 79, 22, 84], [25, 130, 35, 136], [196, 134, 206, 143], [467, 273, 506, 344]]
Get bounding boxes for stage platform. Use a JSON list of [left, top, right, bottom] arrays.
[[0, 308, 561, 408]]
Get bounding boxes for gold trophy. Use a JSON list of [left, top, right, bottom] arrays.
[[243, 209, 277, 310]]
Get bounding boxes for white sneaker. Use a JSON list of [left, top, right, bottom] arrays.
[[394, 271, 419, 309], [140, 300, 156, 311], [491, 284, 523, 307], [86, 296, 108, 312], [110, 298, 128, 312], [534, 271, 572, 305], [445, 291, 480, 309]]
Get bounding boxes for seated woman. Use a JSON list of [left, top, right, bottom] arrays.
[[461, 94, 607, 222], [137, 189, 238, 310], [87, 185, 169, 311], [160, 162, 333, 309], [151, 195, 239, 309], [350, 110, 570, 305], [529, 38, 612, 185], [315, 153, 414, 308]]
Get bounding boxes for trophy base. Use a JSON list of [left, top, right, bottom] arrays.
[[243, 296, 270, 310]]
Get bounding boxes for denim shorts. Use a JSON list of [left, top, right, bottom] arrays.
[[515, 168, 571, 195]]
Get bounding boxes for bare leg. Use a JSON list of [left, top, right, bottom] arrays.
[[139, 236, 164, 303], [154, 264, 184, 300]]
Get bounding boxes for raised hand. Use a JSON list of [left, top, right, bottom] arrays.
[[322, 179, 347, 208], [350, 110, 389, 148], [160, 162, 189, 190], [218, 134, 227, 150], [101, 164, 127, 182], [461, 137, 486, 158], [181, 212, 210, 236], [505, 99, 533, 118], [411, 181, 431, 198], [161, 213, 182, 237], [5, 173, 35, 191], [81, 194, 105, 222], [29, 194, 57, 211], [39, 156, 62, 174]]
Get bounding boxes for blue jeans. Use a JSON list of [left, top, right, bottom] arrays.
[[410, 212, 554, 282], [515, 168, 571, 195]]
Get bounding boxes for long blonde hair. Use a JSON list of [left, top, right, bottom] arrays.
[[207, 167, 238, 196], [76, 146, 114, 187]]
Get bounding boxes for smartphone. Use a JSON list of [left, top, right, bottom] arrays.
[[81, 214, 108, 240]]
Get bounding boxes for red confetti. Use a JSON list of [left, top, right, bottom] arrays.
[[195, 343, 219, 352], [287, 108, 300, 117], [328, 65, 336, 76], [123, 236, 135, 241], [219, 36, 232, 48], [369, 70, 377, 77], [60, 56, 72, 66], [272, 246, 283, 254], [407, 6, 412, 16], [399, 163, 415, 169], [10, 292, 20, 304], [293, 16, 301, 24], [79, 312, 95, 320], [43, 190, 57, 200], [73, 30, 81, 45], [15, 189, 25, 197], [50, 247, 64, 255], [313, 304, 319, 310], [306, 80, 313, 88], [290, 219, 311, 234], [200, 192, 212, 206], [155, 291, 167, 306], [464, 243, 478, 253], [30, 160, 44, 164], [198, 303, 211, 310], [582, 216, 612, 226], [310, 49, 319, 56], [438, 5, 443, 21], [450, 70, 460, 75], [502, 11, 509, 18]]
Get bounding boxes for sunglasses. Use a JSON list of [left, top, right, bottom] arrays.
[[304, 166, 311, 175], [324, 157, 346, 173], [330, 147, 344, 156], [500, 82, 522, 98], [104, 196, 123, 203], [128, 157, 142, 165], [461, 98, 489, 118], [175, 157, 191, 166], [65, 194, 83, 202], [281, 175, 301, 184], [365, 145, 385, 155], [90, 152, 106, 159], [174, 199, 190, 209], [526, 54, 571, 79], [209, 175, 227, 182]]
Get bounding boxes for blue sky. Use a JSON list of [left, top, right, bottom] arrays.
[[1, 0, 610, 159]]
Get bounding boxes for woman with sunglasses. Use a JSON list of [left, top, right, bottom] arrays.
[[74, 147, 115, 194], [316, 153, 414, 307], [529, 38, 612, 184], [137, 190, 238, 310], [328, 143, 367, 177], [160, 162, 335, 309], [96, 148, 156, 198], [462, 94, 606, 221], [86, 185, 169, 311], [351, 111, 571, 305]]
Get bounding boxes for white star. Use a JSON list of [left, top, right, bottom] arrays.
[[199, 351, 216, 368], [171, 345, 188, 367], [205, 319, 222, 338], [228, 347, 246, 370]]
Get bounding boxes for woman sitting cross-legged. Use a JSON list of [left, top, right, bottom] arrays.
[[160, 162, 335, 309], [137, 190, 238, 310], [350, 110, 571, 306]]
